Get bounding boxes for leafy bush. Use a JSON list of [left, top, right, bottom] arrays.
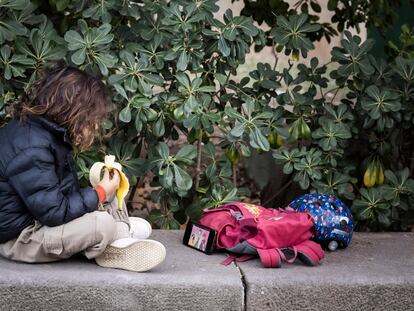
[[1, 0, 414, 231], [233, 0, 405, 43]]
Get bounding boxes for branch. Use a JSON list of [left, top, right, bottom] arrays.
[[277, 59, 293, 83], [272, 41, 279, 71], [212, 70, 231, 97], [329, 87, 341, 104], [319, 85, 325, 98], [194, 138, 202, 190]]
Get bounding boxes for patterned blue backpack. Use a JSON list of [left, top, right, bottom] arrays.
[[288, 193, 353, 251]]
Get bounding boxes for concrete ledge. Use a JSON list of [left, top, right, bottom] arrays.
[[0, 231, 413, 311], [0, 231, 244, 311], [240, 233, 414, 311]]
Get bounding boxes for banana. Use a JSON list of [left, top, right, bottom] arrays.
[[363, 166, 371, 187], [225, 147, 240, 165], [289, 125, 299, 142], [301, 121, 312, 140], [369, 161, 377, 188], [277, 133, 283, 146], [363, 161, 377, 188], [292, 50, 300, 62], [89, 155, 130, 210], [376, 161, 385, 185]]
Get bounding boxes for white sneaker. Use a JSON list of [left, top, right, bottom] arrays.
[[95, 238, 166, 272], [129, 217, 152, 239]]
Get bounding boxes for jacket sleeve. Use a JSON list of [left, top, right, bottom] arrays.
[[6, 147, 99, 226]]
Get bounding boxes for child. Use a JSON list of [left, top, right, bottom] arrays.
[[0, 64, 166, 272]]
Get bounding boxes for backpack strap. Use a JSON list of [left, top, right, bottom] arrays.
[[221, 254, 256, 265], [295, 240, 325, 266], [257, 249, 282, 268], [279, 246, 298, 264], [221, 254, 238, 266], [235, 255, 255, 262]]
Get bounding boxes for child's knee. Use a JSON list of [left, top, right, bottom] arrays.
[[93, 211, 117, 244]]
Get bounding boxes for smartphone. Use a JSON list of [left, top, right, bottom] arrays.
[[183, 221, 217, 255]]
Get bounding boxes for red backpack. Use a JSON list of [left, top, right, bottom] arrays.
[[200, 202, 325, 268]]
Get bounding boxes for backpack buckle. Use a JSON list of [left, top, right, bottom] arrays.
[[231, 212, 244, 220]]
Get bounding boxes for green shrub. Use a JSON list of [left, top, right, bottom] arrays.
[[1, 0, 413, 231]]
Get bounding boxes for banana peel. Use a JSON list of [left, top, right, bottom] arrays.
[[89, 155, 129, 210]]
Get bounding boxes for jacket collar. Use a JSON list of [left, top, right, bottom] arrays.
[[27, 114, 72, 145]]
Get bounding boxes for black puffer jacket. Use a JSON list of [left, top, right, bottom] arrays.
[[0, 115, 99, 243]]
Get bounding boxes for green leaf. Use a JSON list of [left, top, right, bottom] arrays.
[[198, 85, 216, 93], [176, 72, 190, 89], [0, 0, 30, 10], [119, 106, 132, 123], [64, 30, 85, 50], [160, 165, 174, 188], [176, 145, 197, 160], [142, 73, 164, 86], [218, 35, 230, 57], [153, 117, 165, 137], [271, 14, 319, 55], [260, 80, 278, 89], [94, 52, 117, 76], [377, 212, 391, 228], [215, 73, 228, 85], [55, 0, 70, 11], [120, 50, 135, 68], [361, 86, 401, 120], [233, 16, 258, 37], [249, 127, 270, 151], [173, 164, 193, 191], [230, 123, 245, 137], [177, 50, 189, 71], [113, 84, 128, 100], [71, 48, 86, 65], [331, 31, 374, 77], [313, 120, 351, 151], [328, 0, 338, 10], [0, 45, 34, 80], [156, 143, 170, 159]]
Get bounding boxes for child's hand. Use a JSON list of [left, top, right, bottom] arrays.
[[97, 168, 121, 198]]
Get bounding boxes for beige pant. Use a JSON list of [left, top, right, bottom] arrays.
[[0, 199, 130, 263]]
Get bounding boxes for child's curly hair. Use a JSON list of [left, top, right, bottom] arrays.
[[11, 63, 111, 151]]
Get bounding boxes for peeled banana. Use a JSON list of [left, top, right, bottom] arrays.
[[89, 155, 130, 210]]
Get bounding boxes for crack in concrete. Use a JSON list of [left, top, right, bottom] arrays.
[[234, 262, 248, 311]]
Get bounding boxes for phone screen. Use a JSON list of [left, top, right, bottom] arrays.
[[187, 224, 211, 252]]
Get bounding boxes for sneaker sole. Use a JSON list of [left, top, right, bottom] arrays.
[[96, 240, 166, 272]]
